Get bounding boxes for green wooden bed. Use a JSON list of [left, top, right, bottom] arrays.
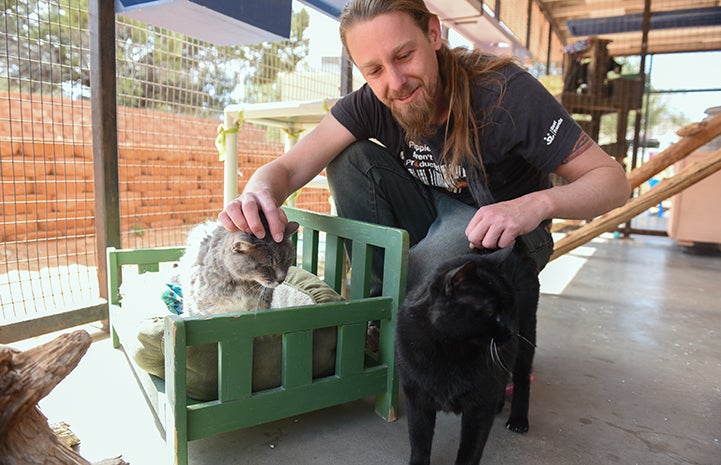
[[107, 207, 409, 465]]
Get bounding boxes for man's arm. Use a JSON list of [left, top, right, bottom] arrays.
[[542, 136, 631, 219], [218, 113, 356, 241], [465, 135, 630, 249]]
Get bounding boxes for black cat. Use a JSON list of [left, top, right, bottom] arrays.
[[396, 240, 539, 465]]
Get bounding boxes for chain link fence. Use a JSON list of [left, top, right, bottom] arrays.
[[1, 0, 343, 335]]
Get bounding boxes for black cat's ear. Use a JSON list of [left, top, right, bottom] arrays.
[[445, 261, 477, 295], [232, 240, 254, 254], [495, 245, 514, 261], [284, 221, 300, 238]]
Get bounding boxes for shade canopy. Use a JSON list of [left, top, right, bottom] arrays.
[[115, 0, 293, 45], [298, 0, 346, 20]]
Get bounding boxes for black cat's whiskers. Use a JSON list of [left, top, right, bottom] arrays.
[[516, 333, 537, 349], [489, 338, 513, 376]]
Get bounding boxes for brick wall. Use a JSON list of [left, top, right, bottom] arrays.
[[0, 93, 331, 244]]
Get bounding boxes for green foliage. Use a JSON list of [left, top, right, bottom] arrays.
[[238, 8, 310, 103], [1, 0, 90, 94], [115, 8, 310, 112], [131, 224, 145, 237]]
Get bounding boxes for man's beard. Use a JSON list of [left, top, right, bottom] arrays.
[[389, 86, 437, 143]]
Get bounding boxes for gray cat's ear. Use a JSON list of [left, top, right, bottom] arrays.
[[284, 221, 300, 238], [232, 240, 254, 253]]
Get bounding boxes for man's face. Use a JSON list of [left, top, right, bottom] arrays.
[[344, 11, 444, 140]]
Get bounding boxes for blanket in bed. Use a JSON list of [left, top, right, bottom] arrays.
[[119, 266, 343, 400]]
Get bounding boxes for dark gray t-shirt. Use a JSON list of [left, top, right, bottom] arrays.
[[330, 62, 582, 205]]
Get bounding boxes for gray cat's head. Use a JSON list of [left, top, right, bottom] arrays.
[[219, 221, 299, 287]]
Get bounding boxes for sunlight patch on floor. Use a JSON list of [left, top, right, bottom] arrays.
[[540, 235, 605, 295]]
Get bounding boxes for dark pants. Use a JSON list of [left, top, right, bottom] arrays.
[[326, 141, 553, 293]]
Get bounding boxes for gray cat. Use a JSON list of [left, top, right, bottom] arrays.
[[176, 218, 299, 316]]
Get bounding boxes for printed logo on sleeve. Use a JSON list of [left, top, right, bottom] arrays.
[[543, 118, 564, 146]]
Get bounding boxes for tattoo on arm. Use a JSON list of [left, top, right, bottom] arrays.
[[562, 133, 593, 164]]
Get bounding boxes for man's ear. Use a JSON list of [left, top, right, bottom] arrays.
[[428, 15, 443, 50]]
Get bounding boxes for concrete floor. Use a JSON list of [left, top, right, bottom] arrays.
[[27, 233, 721, 465]]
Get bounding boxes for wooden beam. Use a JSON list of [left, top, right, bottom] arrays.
[[608, 32, 721, 57], [0, 305, 106, 345], [551, 147, 721, 261], [627, 111, 721, 189]]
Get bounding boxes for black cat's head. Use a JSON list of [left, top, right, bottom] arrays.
[[223, 219, 300, 287], [427, 254, 517, 344]]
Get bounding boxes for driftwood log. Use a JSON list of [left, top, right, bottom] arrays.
[[550, 112, 721, 261], [0, 330, 128, 465]]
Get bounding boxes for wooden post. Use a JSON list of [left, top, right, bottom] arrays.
[[340, 49, 354, 96], [551, 147, 721, 261], [0, 330, 128, 464], [90, 0, 121, 309]]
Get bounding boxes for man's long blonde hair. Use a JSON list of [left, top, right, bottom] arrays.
[[339, 0, 513, 181]]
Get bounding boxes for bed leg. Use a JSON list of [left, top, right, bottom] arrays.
[[110, 324, 120, 349], [165, 316, 189, 465], [374, 321, 399, 422]]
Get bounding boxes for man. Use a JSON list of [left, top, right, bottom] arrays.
[[218, 0, 630, 287]]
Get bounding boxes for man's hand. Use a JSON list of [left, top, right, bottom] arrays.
[[465, 196, 546, 249], [218, 190, 288, 243]]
